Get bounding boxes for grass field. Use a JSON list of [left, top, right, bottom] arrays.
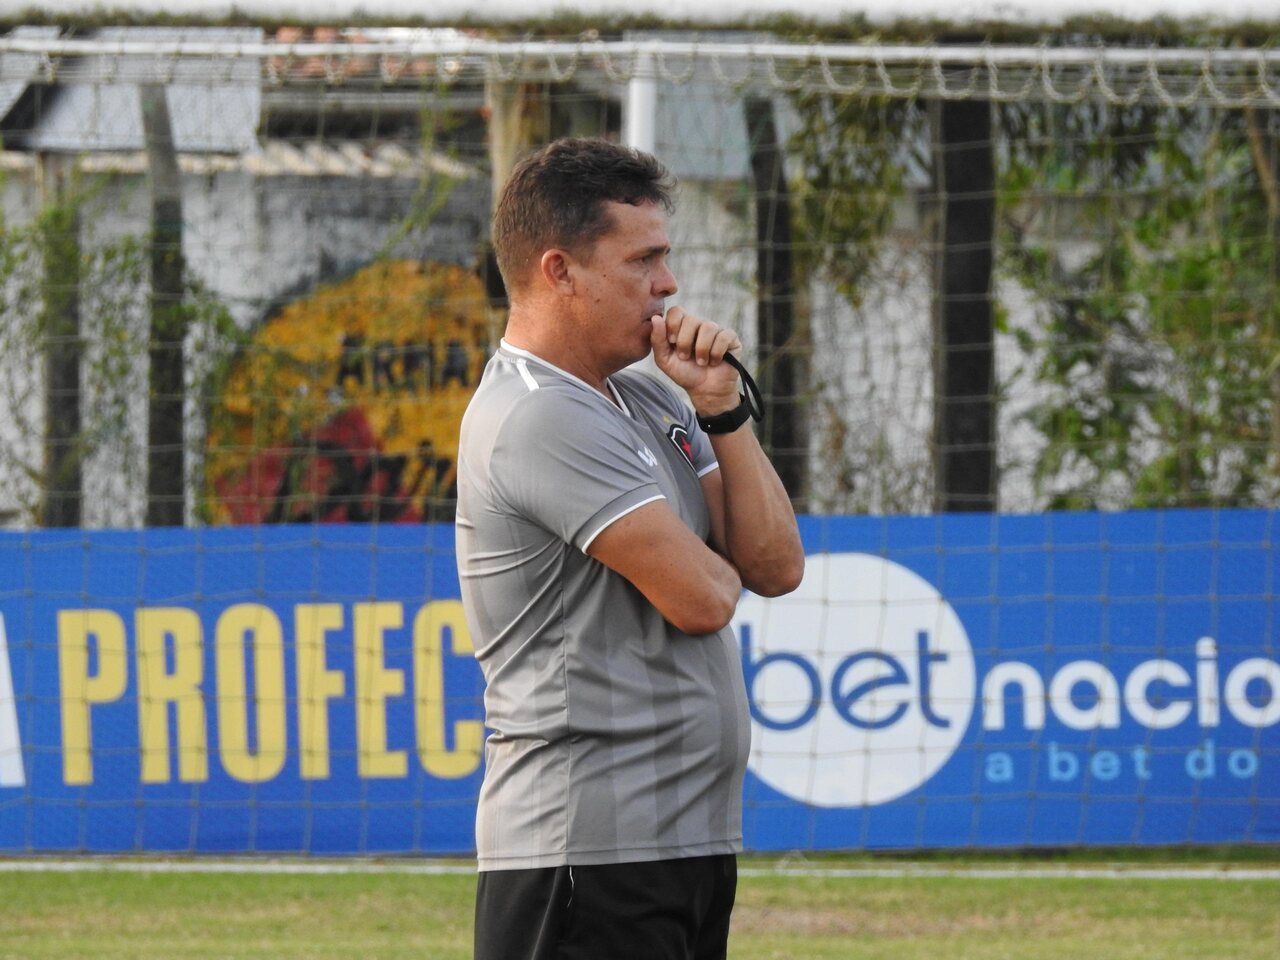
[[1, 851, 1277, 959]]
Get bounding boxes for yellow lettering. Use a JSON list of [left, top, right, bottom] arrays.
[[136, 607, 207, 783], [295, 604, 346, 780], [354, 602, 407, 778], [215, 604, 286, 783], [57, 610, 128, 786], [413, 601, 482, 779]]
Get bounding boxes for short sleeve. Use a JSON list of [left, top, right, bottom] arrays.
[[685, 408, 718, 476], [619, 367, 720, 478], [491, 388, 666, 552]]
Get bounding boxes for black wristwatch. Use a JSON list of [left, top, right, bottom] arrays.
[[696, 396, 753, 435], [695, 354, 764, 435]]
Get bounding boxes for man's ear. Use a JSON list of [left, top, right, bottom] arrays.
[[539, 248, 575, 294]]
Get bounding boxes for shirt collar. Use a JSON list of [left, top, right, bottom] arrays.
[[499, 339, 632, 418]]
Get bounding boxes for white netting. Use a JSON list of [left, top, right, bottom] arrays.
[[0, 24, 1276, 868], [2, 36, 1280, 107]]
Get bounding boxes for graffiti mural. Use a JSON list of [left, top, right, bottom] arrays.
[[205, 260, 493, 524]]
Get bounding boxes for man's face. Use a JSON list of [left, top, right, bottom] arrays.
[[569, 200, 678, 371]]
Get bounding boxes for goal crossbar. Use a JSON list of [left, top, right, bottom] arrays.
[[3, 35, 1279, 107], [4, 35, 1280, 68]]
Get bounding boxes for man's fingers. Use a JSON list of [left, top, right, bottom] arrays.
[[650, 314, 673, 360], [662, 306, 686, 346], [673, 313, 700, 360], [657, 307, 742, 368], [690, 323, 742, 367], [712, 328, 742, 364], [693, 323, 721, 365]]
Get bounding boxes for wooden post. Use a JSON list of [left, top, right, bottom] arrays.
[[38, 152, 82, 528], [930, 92, 996, 513], [482, 80, 550, 308], [141, 84, 187, 527], [745, 96, 807, 505]]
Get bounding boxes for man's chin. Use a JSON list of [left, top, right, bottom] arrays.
[[621, 341, 654, 370]]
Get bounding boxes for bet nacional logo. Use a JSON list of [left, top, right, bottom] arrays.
[[734, 552, 976, 807]]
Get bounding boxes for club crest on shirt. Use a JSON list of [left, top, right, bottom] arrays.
[[666, 423, 696, 472]]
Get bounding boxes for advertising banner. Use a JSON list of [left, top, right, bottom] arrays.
[[0, 510, 1276, 854]]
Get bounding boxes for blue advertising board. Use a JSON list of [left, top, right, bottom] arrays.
[[0, 510, 1276, 854]]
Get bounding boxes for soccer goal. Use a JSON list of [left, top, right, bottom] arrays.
[[0, 2, 1277, 856]]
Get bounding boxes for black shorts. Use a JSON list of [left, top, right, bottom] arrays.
[[474, 854, 738, 960]]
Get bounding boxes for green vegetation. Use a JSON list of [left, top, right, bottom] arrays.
[[0, 169, 239, 527], [998, 100, 1280, 509], [0, 853, 1275, 960]]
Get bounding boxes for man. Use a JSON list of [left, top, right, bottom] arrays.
[[457, 137, 804, 960]]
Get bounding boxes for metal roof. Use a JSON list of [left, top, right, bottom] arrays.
[[0, 139, 480, 179], [1, 27, 261, 154]]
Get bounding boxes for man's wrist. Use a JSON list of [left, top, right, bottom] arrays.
[[691, 390, 741, 419], [696, 395, 752, 435]]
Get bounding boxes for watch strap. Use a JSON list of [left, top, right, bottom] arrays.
[[696, 396, 753, 435]]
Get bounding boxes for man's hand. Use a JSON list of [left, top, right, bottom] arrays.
[[650, 308, 741, 416], [652, 311, 804, 599]]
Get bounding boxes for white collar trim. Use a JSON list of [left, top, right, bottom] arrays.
[[500, 338, 632, 418]]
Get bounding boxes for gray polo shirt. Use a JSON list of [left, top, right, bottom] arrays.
[[456, 340, 750, 871]]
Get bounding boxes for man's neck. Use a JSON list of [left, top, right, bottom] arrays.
[[504, 305, 612, 397]]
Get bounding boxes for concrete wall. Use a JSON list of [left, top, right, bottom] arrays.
[[0, 148, 1057, 528], [0, 159, 488, 527]]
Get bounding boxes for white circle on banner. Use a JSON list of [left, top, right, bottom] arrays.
[[734, 552, 975, 808]]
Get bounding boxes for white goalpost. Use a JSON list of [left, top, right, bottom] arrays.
[[13, 0, 1280, 25], [3, 32, 1280, 104]]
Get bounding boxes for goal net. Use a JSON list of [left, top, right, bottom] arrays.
[[0, 24, 1276, 854]]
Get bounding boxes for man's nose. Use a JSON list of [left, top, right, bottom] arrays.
[[654, 262, 678, 297]]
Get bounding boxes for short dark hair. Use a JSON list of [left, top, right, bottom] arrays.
[[492, 137, 675, 294]]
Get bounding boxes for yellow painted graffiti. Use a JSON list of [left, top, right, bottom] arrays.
[[205, 260, 496, 524]]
